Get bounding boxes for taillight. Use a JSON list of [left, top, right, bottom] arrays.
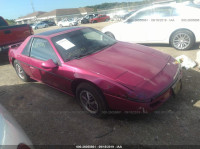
[[30, 26, 34, 35], [17, 143, 31, 149]]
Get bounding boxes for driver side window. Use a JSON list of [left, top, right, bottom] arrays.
[[126, 9, 153, 23], [30, 38, 58, 63]]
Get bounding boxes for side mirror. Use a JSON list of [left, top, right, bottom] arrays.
[[41, 59, 57, 69]]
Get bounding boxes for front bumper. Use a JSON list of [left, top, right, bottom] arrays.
[[104, 63, 182, 113]]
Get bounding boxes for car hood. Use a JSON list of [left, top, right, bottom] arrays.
[[67, 42, 170, 89]]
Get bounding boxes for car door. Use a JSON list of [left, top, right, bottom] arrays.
[[116, 9, 153, 43], [42, 23, 46, 28], [147, 6, 178, 42], [99, 15, 105, 22], [37, 23, 42, 29], [29, 37, 71, 91], [41, 23, 44, 28], [17, 37, 33, 77]]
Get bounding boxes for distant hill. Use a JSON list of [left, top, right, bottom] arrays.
[[86, 2, 148, 11], [86, 0, 191, 10]]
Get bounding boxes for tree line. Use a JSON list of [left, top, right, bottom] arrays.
[[86, 0, 193, 11]]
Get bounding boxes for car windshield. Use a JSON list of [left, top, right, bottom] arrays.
[[68, 18, 73, 22], [51, 28, 117, 62], [85, 15, 89, 19]]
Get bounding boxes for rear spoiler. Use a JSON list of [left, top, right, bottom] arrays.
[[8, 42, 22, 49]]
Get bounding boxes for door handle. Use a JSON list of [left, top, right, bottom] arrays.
[[4, 30, 11, 34]]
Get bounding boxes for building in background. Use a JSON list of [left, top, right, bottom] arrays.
[[15, 8, 94, 25], [15, 11, 46, 24]]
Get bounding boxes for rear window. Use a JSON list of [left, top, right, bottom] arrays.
[[0, 17, 8, 27]]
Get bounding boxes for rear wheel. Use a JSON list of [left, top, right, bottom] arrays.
[[69, 23, 72, 27], [170, 30, 195, 50], [76, 83, 107, 117], [92, 20, 97, 23], [59, 24, 63, 28], [14, 60, 30, 82]]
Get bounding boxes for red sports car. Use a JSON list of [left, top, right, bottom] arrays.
[[8, 27, 182, 117]]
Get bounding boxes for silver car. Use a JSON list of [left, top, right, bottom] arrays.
[[32, 22, 48, 30]]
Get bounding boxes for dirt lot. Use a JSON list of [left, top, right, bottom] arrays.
[[0, 22, 200, 146]]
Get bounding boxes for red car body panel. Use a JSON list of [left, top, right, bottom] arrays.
[[0, 16, 33, 49], [8, 27, 182, 112], [90, 15, 110, 23]]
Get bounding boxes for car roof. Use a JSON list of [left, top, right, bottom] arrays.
[[125, 3, 200, 21], [36, 26, 85, 37], [139, 2, 198, 10]]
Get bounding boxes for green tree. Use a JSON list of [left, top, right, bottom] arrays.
[[5, 19, 16, 25]]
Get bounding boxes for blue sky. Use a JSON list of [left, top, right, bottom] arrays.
[[0, 0, 141, 19]]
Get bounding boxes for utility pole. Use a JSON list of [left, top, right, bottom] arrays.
[[30, 0, 35, 12]]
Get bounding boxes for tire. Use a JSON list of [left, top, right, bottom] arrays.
[[59, 24, 63, 28], [76, 83, 107, 118], [105, 32, 115, 39], [69, 23, 72, 27], [35, 27, 38, 30], [14, 60, 30, 82], [170, 30, 195, 50], [105, 19, 109, 22], [92, 20, 97, 23]]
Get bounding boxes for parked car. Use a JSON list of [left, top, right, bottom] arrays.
[[0, 104, 32, 148], [57, 18, 78, 27], [0, 16, 33, 52], [31, 22, 48, 30], [8, 27, 182, 117], [41, 20, 56, 26], [102, 3, 200, 50], [90, 14, 110, 23], [81, 14, 98, 24]]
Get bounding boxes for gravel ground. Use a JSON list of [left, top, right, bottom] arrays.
[[0, 22, 200, 146]]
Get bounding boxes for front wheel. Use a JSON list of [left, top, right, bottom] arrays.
[[76, 83, 107, 117], [14, 60, 30, 82], [170, 30, 195, 50]]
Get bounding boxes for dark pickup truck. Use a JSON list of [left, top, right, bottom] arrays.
[[0, 16, 33, 52]]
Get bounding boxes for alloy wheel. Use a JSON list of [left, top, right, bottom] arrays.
[[80, 90, 98, 114], [172, 33, 190, 50], [15, 64, 25, 79]]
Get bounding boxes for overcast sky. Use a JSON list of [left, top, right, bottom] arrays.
[[0, 0, 141, 19]]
